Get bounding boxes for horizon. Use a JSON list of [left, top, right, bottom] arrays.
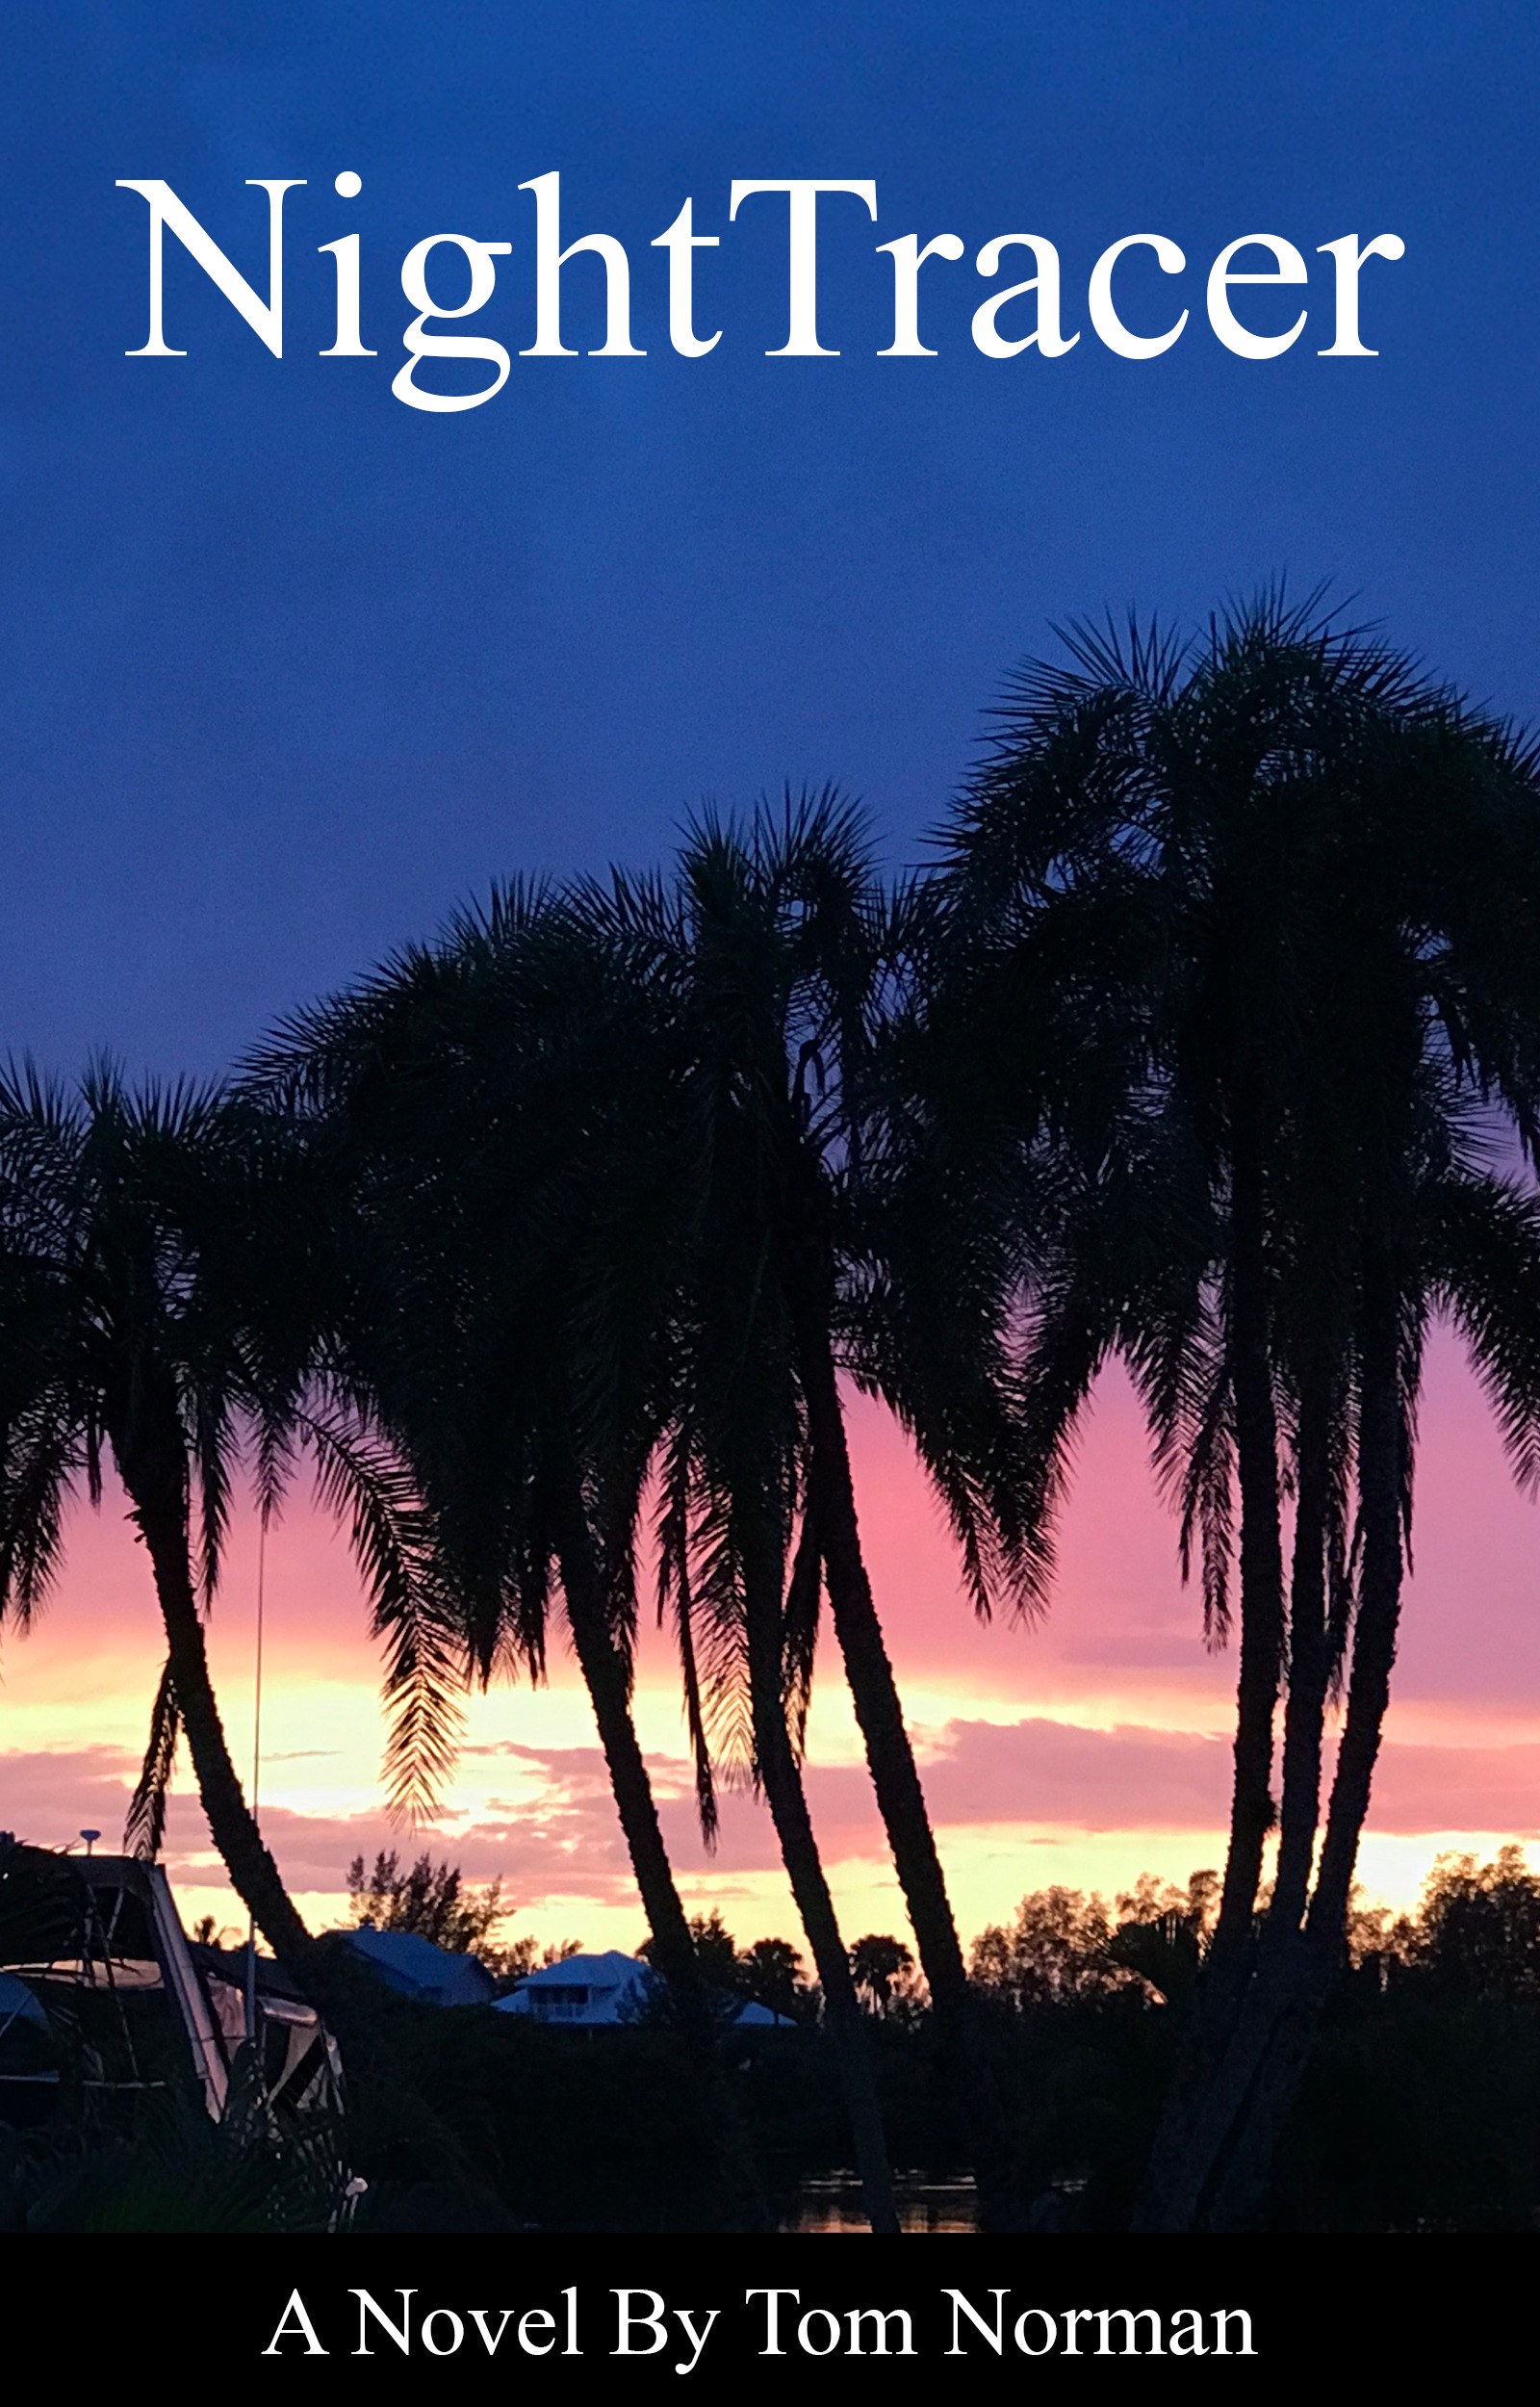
[[7, 1340, 1537, 1957]]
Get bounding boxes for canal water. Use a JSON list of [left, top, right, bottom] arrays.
[[781, 2171, 978, 2233]]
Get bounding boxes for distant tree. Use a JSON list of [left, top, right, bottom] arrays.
[[970, 1888, 1125, 2009], [637, 1909, 743, 1989], [848, 1933, 914, 2017], [345, 1850, 507, 1955], [1107, 1872, 1219, 2009], [687, 1910, 741, 1988], [737, 1936, 809, 2023], [190, 1913, 243, 1951], [1406, 1846, 1540, 2005], [968, 1876, 1219, 2013], [1115, 1869, 1219, 1937], [493, 1933, 582, 1987], [638, 1920, 813, 2022]]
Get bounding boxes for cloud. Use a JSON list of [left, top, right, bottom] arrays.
[[7, 1717, 1538, 1934], [916, 1718, 1232, 1831], [1361, 1743, 1540, 1838], [0, 1745, 140, 1845]]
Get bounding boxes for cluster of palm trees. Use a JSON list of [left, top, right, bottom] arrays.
[[4, 592, 1540, 2232]]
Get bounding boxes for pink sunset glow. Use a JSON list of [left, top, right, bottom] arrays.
[[3, 1326, 1538, 1958]]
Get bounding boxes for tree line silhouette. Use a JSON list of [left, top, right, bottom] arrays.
[[4, 590, 1540, 2230]]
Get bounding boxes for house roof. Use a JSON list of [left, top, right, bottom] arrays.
[[344, 1925, 498, 2007], [496, 1950, 650, 2026], [516, 1949, 645, 1990], [0, 1970, 48, 2032]]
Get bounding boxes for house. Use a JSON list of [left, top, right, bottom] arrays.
[[496, 1950, 788, 2027], [343, 1924, 499, 2007], [496, 1949, 652, 2025]]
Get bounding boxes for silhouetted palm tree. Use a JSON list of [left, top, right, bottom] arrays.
[[244, 906, 729, 2020], [578, 813, 904, 2228], [550, 800, 1032, 2225], [246, 894, 782, 2223], [268, 847, 902, 2224], [1181, 1153, 1540, 2225], [930, 592, 1540, 2224], [253, 802, 1037, 2227], [849, 1932, 913, 2016], [0, 1067, 450, 1984]]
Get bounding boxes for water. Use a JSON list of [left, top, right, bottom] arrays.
[[781, 2171, 978, 2233]]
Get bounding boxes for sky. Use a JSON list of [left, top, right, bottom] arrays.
[[4, 2, 1540, 1958]]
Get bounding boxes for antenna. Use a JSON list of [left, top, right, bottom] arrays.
[[251, 1511, 267, 1828], [244, 1514, 268, 2044]]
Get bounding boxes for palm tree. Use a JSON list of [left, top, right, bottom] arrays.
[[250, 805, 1036, 2228], [0, 1065, 453, 1990], [268, 864, 906, 2226], [849, 1932, 913, 2017], [1169, 1126, 1540, 2220], [587, 828, 903, 2231], [244, 896, 780, 2223], [554, 801, 1032, 2225], [930, 592, 1540, 2225], [244, 912, 723, 1998]]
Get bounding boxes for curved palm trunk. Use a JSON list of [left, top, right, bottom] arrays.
[[551, 1489, 769, 2231], [1304, 1261, 1403, 1944], [112, 1410, 315, 1983], [553, 1519, 706, 2017], [1208, 1258, 1407, 2214], [1185, 1362, 1334, 2170], [790, 1298, 1019, 2228], [805, 1345, 966, 2009], [743, 1532, 899, 2235], [1134, 1133, 1285, 2229], [1268, 1358, 1334, 1933], [779, 1180, 970, 2010], [1210, 1152, 1287, 1979], [1170, 1258, 1406, 2231], [1131, 1370, 1333, 2228]]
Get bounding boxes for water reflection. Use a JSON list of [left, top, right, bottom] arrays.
[[782, 2171, 978, 2233]]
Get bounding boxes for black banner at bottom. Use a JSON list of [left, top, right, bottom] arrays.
[[6, 2232, 1515, 2384]]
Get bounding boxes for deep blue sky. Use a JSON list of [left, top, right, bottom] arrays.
[[4, 2, 1535, 1075]]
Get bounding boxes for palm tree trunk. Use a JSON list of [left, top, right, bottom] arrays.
[[1199, 1251, 1407, 2229], [744, 1529, 899, 2235], [789, 1293, 1019, 2228], [805, 1351, 967, 2015], [1133, 1129, 1284, 2229], [1129, 1376, 1333, 2231], [1306, 1256, 1403, 1940], [552, 1505, 711, 2024], [779, 1151, 969, 2026], [1269, 1354, 1334, 1933], [551, 1487, 769, 2230], [112, 1411, 314, 1981], [1209, 1137, 1286, 1988]]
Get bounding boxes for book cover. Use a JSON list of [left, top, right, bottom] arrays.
[[1, 0, 1532, 2349]]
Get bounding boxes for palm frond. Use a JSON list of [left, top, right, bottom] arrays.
[[782, 1507, 822, 1761], [124, 1657, 181, 1860], [300, 1404, 466, 1820]]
